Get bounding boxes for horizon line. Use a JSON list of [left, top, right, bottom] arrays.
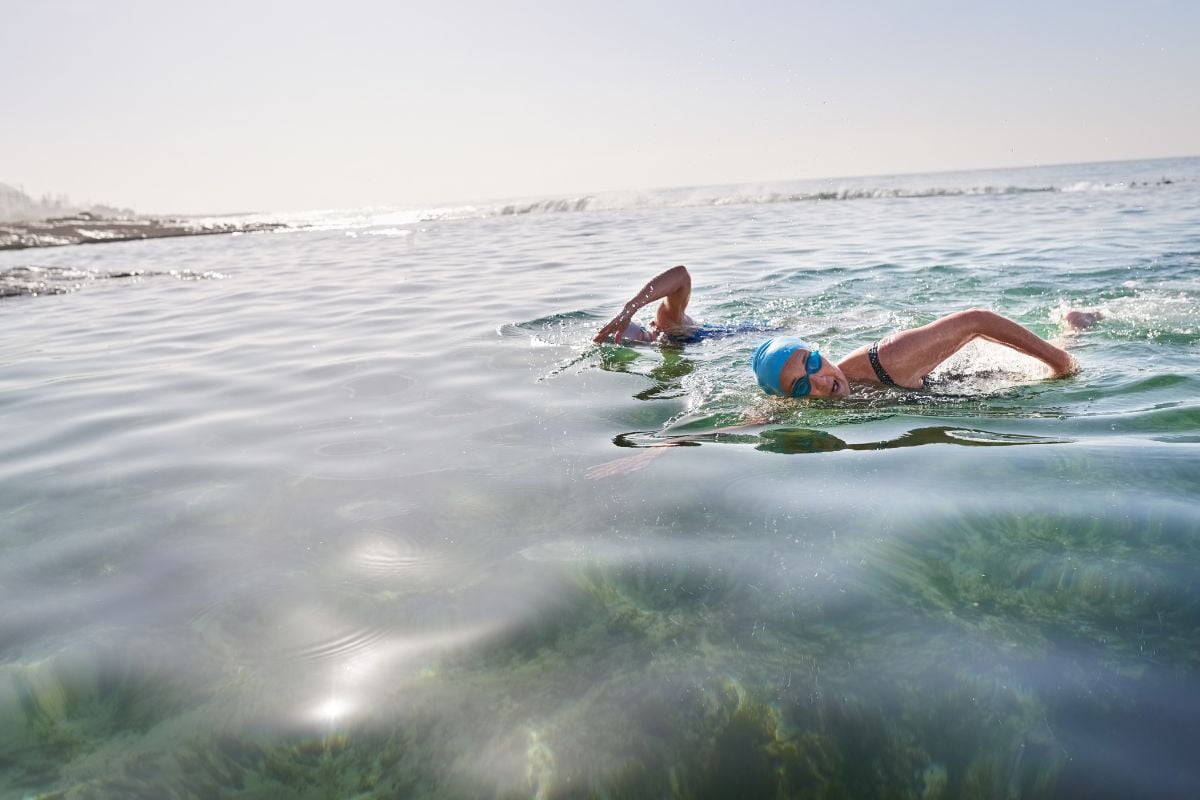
[[165, 151, 1199, 219]]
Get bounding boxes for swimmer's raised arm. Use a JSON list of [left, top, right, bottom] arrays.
[[839, 308, 1078, 389], [594, 265, 692, 344]]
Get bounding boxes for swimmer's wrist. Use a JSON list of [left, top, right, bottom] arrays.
[[1051, 355, 1078, 378]]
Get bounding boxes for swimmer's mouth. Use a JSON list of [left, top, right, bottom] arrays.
[[832, 379, 842, 395]]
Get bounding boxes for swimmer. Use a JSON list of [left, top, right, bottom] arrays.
[[593, 265, 698, 345], [754, 306, 1104, 398], [594, 265, 1102, 398]]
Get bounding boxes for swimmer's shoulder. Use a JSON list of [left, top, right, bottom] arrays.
[[649, 314, 700, 342], [836, 345, 876, 383]]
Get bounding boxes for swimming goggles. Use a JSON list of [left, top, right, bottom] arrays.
[[789, 351, 824, 397]]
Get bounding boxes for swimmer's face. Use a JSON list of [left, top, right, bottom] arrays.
[[780, 350, 850, 398]]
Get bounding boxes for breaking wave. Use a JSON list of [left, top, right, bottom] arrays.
[[491, 183, 1057, 217], [248, 169, 1187, 233]]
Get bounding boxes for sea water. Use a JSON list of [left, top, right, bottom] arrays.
[[1, 156, 1198, 798]]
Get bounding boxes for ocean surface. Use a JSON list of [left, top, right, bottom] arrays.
[[1, 156, 1198, 799]]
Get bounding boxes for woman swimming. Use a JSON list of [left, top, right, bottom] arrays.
[[594, 265, 1100, 398]]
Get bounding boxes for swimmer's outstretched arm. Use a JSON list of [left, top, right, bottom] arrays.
[[841, 309, 1078, 388], [594, 265, 691, 344]]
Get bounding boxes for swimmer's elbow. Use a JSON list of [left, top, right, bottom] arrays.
[[961, 308, 996, 324], [942, 307, 997, 337]]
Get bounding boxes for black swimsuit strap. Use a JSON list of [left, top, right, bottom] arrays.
[[869, 341, 935, 390], [868, 341, 896, 386]]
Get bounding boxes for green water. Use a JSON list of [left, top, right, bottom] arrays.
[[1, 158, 1199, 798]]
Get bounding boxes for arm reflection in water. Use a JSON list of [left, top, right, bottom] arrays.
[[749, 426, 1070, 454], [597, 343, 697, 401], [586, 425, 1070, 478]]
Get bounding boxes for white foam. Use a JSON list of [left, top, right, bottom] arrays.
[[1060, 181, 1129, 193], [928, 339, 1053, 392]]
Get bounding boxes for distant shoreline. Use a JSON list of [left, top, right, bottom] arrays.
[[0, 212, 285, 251]]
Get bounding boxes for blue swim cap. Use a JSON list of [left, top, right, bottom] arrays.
[[751, 336, 816, 396]]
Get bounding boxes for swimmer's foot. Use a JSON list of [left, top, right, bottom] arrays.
[[1065, 309, 1103, 330]]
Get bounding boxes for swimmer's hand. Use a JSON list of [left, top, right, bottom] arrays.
[[1052, 355, 1081, 379], [594, 307, 637, 344], [1048, 308, 1102, 378]]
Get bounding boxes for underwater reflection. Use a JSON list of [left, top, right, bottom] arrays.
[[588, 424, 1069, 478], [598, 345, 696, 400], [614, 425, 1071, 454]]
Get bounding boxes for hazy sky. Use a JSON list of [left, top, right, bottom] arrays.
[[4, 0, 1197, 214]]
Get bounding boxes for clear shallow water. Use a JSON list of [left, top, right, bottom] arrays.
[[1, 157, 1199, 798]]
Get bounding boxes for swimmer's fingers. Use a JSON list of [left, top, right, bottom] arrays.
[[594, 312, 630, 344], [593, 317, 614, 344]]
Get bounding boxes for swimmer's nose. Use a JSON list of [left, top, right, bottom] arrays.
[[821, 372, 849, 397]]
